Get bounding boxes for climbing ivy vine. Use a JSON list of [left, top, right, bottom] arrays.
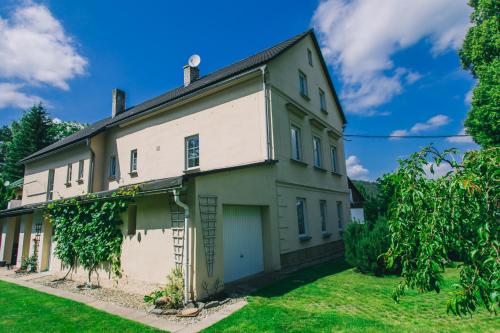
[[45, 186, 138, 285]]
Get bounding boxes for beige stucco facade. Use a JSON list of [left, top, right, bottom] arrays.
[[0, 32, 350, 299]]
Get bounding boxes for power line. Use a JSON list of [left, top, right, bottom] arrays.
[[344, 134, 472, 139]]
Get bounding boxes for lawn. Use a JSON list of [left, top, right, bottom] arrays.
[[0, 280, 162, 333], [204, 259, 499, 333]]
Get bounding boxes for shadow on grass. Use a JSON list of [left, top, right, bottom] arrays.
[[254, 258, 352, 298]]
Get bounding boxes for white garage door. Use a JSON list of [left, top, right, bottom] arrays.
[[223, 205, 264, 283]]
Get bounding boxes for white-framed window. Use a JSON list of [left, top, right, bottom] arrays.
[[320, 200, 327, 233], [66, 163, 72, 184], [78, 160, 84, 181], [109, 155, 117, 178], [296, 198, 308, 236], [319, 88, 327, 112], [307, 48, 313, 67], [313, 136, 322, 168], [47, 169, 54, 201], [299, 71, 308, 97], [291, 125, 302, 161], [185, 134, 199, 169], [337, 201, 344, 230], [130, 149, 138, 173], [331, 146, 338, 173]]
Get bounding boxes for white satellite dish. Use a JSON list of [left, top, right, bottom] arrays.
[[188, 54, 201, 67]]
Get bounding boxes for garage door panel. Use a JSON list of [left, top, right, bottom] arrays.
[[223, 205, 264, 283]]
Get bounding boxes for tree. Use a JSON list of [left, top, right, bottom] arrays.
[[385, 146, 499, 316], [3, 104, 55, 182], [50, 120, 85, 142], [459, 0, 500, 147]]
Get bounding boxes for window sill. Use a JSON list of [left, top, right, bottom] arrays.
[[299, 235, 312, 242], [76, 179, 84, 184], [108, 176, 116, 181], [183, 167, 200, 174], [322, 232, 332, 239], [314, 166, 328, 172], [290, 158, 308, 167], [331, 171, 342, 177], [320, 108, 328, 115], [64, 182, 72, 187], [300, 93, 310, 101], [129, 171, 138, 177]]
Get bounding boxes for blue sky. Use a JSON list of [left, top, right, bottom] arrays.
[[0, 0, 477, 179]]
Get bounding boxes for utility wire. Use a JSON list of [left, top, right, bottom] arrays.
[[344, 134, 472, 139]]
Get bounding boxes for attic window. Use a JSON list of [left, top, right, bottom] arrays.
[[307, 48, 313, 67]]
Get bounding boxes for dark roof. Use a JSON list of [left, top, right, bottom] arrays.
[[21, 29, 346, 164]]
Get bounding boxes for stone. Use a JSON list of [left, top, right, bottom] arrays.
[[196, 301, 205, 309], [178, 307, 200, 317], [204, 300, 219, 309], [149, 308, 164, 315], [154, 296, 168, 307], [219, 298, 231, 305], [147, 305, 156, 313], [185, 301, 196, 309], [163, 309, 178, 315]]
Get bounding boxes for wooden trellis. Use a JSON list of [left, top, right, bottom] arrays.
[[199, 195, 217, 277], [169, 194, 185, 268]]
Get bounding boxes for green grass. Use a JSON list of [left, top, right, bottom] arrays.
[[204, 260, 499, 333], [0, 280, 162, 333]]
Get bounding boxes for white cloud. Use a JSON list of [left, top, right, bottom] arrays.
[[0, 82, 44, 109], [423, 162, 454, 179], [391, 114, 450, 138], [312, 0, 471, 114], [346, 155, 369, 180], [465, 88, 473, 104], [447, 128, 474, 144], [0, 3, 87, 94]]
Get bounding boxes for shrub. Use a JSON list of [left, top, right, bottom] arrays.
[[144, 267, 184, 309], [20, 255, 38, 273], [344, 217, 397, 276]]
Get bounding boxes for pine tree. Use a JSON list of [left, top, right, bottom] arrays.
[[3, 103, 55, 182]]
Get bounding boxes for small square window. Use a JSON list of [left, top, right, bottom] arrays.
[[296, 198, 308, 236], [313, 136, 322, 168], [77, 160, 84, 181], [307, 48, 313, 67], [319, 88, 327, 112], [109, 155, 117, 178], [291, 125, 302, 161], [185, 135, 199, 169], [299, 71, 308, 98], [130, 149, 138, 173]]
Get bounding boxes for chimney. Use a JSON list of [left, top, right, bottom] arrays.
[[183, 65, 199, 87], [112, 88, 126, 118]]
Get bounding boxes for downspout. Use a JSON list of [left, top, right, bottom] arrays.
[[86, 138, 95, 193], [260, 65, 273, 160], [173, 188, 190, 303]]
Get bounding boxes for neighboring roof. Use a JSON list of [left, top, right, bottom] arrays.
[[348, 178, 365, 208], [21, 29, 346, 164]]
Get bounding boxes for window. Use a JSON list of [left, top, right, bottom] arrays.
[[320, 200, 327, 233], [127, 204, 137, 235], [299, 71, 308, 97], [185, 135, 199, 169], [66, 163, 72, 184], [109, 155, 117, 178], [290, 125, 302, 161], [331, 146, 338, 173], [337, 201, 344, 230], [47, 169, 54, 201], [130, 149, 138, 173], [296, 198, 308, 236], [307, 48, 313, 66], [313, 136, 322, 168], [78, 160, 84, 181], [319, 88, 327, 112]]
